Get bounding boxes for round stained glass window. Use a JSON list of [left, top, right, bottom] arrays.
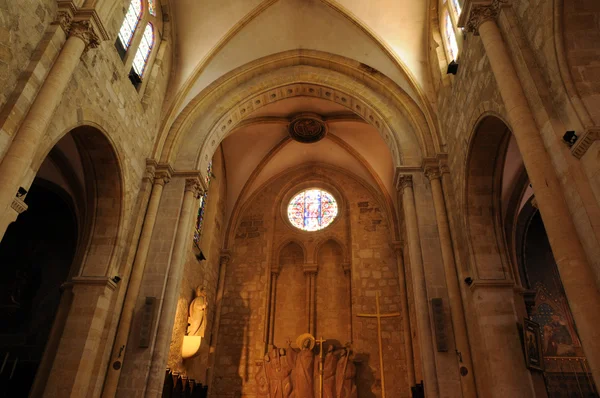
[[287, 189, 338, 231]]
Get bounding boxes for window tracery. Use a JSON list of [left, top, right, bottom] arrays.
[[287, 189, 338, 232], [118, 0, 142, 50]]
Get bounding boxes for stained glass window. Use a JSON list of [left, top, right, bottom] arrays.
[[194, 161, 213, 247], [148, 0, 156, 16], [132, 23, 154, 77], [118, 0, 142, 50], [451, 0, 462, 16], [287, 189, 338, 232], [445, 14, 459, 61]]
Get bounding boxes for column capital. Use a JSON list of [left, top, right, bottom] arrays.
[[185, 177, 204, 199], [55, 2, 110, 52], [68, 19, 101, 51], [143, 159, 157, 182], [424, 166, 442, 182], [304, 263, 318, 274], [154, 163, 174, 186], [461, 0, 509, 35], [219, 250, 231, 266], [395, 174, 413, 192]]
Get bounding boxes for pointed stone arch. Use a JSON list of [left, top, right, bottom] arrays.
[[158, 50, 441, 180]]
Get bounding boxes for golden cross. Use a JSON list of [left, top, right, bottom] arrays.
[[315, 336, 327, 398], [356, 291, 401, 398]]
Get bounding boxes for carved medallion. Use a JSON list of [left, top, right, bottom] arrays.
[[288, 113, 328, 144]]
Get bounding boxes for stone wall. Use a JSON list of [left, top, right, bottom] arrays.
[[432, 0, 600, 395], [168, 147, 228, 384], [212, 165, 410, 397]]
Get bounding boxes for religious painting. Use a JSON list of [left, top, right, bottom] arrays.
[[523, 318, 544, 371]]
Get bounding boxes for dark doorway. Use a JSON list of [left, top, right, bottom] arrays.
[[0, 180, 78, 397]]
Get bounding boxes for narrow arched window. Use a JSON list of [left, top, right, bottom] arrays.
[[148, 0, 156, 16], [445, 13, 459, 61], [132, 23, 155, 79], [194, 161, 213, 249], [451, 0, 462, 16], [117, 0, 142, 53]]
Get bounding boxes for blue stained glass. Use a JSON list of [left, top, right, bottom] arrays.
[[148, 0, 156, 16], [288, 189, 338, 232]]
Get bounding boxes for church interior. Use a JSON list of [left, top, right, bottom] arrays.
[[0, 0, 599, 397]]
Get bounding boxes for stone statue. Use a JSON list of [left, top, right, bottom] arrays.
[[288, 333, 316, 398], [255, 336, 357, 398], [322, 345, 339, 398], [187, 287, 208, 336], [259, 348, 293, 398], [335, 346, 357, 398]]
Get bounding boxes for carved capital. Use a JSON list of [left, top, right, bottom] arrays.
[[396, 175, 413, 192], [439, 163, 450, 175], [55, 11, 73, 33], [424, 166, 441, 181], [154, 163, 174, 186], [185, 178, 203, 199], [465, 0, 508, 34], [69, 19, 100, 51], [143, 159, 157, 183]]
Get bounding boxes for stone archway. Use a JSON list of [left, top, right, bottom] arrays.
[[21, 125, 124, 398], [463, 114, 536, 398], [158, 50, 440, 180]]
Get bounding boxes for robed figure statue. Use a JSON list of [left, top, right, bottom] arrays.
[[323, 345, 339, 398], [336, 347, 357, 398], [256, 348, 293, 398], [256, 334, 356, 398], [288, 333, 316, 398]]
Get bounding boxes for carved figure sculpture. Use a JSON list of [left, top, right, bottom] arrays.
[[323, 345, 339, 398], [335, 347, 357, 398], [288, 333, 316, 398], [187, 287, 208, 336], [255, 336, 357, 398], [262, 348, 293, 398]]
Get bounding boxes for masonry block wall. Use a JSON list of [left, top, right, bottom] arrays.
[[212, 165, 410, 397]]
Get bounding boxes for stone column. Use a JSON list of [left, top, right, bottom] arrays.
[[392, 242, 416, 388], [207, 252, 231, 389], [268, 271, 278, 345], [425, 165, 477, 398], [101, 164, 172, 398], [145, 177, 203, 397], [29, 284, 74, 397], [342, 263, 353, 342], [396, 174, 439, 398], [305, 267, 317, 336], [465, 2, 600, 385], [44, 277, 118, 397], [0, 11, 105, 239]]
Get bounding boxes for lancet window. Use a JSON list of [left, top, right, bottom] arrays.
[[132, 23, 155, 78], [445, 13, 459, 61], [194, 162, 213, 248], [118, 0, 143, 50], [148, 0, 156, 16]]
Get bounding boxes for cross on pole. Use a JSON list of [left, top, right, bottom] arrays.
[[315, 336, 326, 398], [356, 291, 401, 398]]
